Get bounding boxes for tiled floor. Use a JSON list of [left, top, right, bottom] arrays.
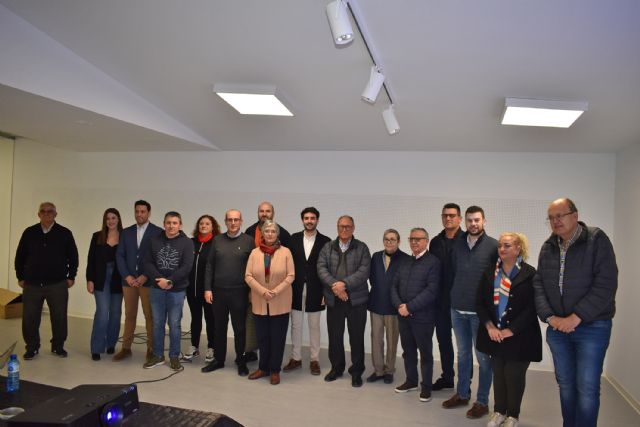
[[2, 316, 638, 426]]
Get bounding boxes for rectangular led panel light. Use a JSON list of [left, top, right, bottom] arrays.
[[213, 84, 293, 116], [501, 98, 588, 128]]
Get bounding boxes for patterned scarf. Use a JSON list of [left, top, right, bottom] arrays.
[[259, 242, 280, 283], [493, 256, 522, 326]]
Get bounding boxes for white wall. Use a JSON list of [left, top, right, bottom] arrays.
[[7, 140, 617, 372], [0, 136, 14, 288], [610, 143, 640, 408]]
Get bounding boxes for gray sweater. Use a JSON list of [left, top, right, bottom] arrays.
[[204, 232, 254, 291]]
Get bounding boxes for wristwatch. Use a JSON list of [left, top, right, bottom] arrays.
[[167, 280, 173, 287]]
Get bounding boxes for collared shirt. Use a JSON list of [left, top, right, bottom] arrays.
[[339, 238, 351, 253], [413, 248, 428, 260], [303, 231, 317, 260], [136, 222, 149, 248], [467, 233, 480, 250], [557, 224, 583, 295], [41, 222, 54, 234], [227, 230, 242, 239]]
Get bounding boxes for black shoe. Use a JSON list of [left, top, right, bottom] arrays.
[[23, 349, 39, 360], [352, 375, 363, 387], [366, 373, 384, 383], [324, 369, 343, 382], [91, 353, 100, 361], [395, 381, 418, 393], [432, 377, 454, 391], [52, 348, 68, 358], [244, 351, 258, 363], [201, 359, 225, 373], [237, 362, 249, 376], [106, 347, 115, 355], [383, 374, 394, 384], [420, 388, 432, 402]]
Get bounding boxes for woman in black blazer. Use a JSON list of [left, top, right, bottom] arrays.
[[476, 232, 542, 427], [86, 208, 123, 361]]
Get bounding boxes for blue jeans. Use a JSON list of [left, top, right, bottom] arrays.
[[150, 287, 186, 358], [451, 309, 492, 405], [547, 319, 612, 427], [90, 263, 123, 354]]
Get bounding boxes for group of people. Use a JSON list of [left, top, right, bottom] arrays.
[[14, 197, 617, 427]]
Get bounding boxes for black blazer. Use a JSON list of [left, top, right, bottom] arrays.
[[289, 230, 331, 312], [86, 231, 122, 293], [476, 262, 541, 362]]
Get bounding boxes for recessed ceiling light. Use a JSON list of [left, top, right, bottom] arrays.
[[213, 84, 293, 116], [501, 98, 588, 128]]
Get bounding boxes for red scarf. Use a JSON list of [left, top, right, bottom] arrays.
[[198, 233, 213, 243], [259, 242, 280, 281]]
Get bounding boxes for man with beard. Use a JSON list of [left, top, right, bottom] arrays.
[[282, 207, 331, 375], [443, 206, 498, 420]]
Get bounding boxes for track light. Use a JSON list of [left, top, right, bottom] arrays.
[[382, 106, 399, 135], [362, 66, 385, 104], [326, 1, 354, 45]]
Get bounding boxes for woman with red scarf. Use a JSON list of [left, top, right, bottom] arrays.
[[184, 214, 221, 363], [245, 220, 294, 385], [476, 232, 542, 427]]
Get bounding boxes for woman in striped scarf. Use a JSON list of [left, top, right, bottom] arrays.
[[476, 232, 542, 427]]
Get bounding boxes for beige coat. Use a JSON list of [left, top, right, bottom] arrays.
[[245, 246, 294, 316]]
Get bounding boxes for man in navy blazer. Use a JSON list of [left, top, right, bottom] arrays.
[[113, 200, 162, 362]]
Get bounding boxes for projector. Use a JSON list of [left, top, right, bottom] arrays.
[[8, 384, 139, 426]]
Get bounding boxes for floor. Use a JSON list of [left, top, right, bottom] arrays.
[[1, 316, 638, 427]]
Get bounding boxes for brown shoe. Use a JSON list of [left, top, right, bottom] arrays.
[[283, 358, 302, 372], [248, 369, 269, 380], [310, 360, 321, 376], [466, 402, 489, 419], [112, 348, 132, 361], [442, 393, 470, 409], [270, 372, 280, 385]]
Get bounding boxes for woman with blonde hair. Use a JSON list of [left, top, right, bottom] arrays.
[[476, 232, 542, 427]]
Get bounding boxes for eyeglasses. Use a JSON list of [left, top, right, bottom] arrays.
[[39, 209, 56, 214], [225, 218, 241, 223], [546, 211, 574, 223], [383, 238, 398, 243], [408, 237, 427, 242], [338, 225, 353, 230], [441, 213, 459, 219]]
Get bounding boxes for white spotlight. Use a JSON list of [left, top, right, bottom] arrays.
[[362, 66, 385, 104], [382, 106, 399, 135], [326, 1, 354, 45]]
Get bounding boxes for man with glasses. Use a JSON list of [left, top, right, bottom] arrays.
[[201, 209, 254, 376], [391, 228, 441, 403], [318, 215, 371, 387], [429, 203, 463, 392], [534, 198, 617, 427], [366, 229, 410, 385], [15, 202, 78, 359], [443, 205, 498, 419]]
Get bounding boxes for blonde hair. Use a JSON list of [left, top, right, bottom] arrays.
[[499, 232, 529, 261]]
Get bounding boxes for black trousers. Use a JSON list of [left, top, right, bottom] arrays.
[[326, 299, 367, 376], [254, 312, 289, 373], [398, 317, 435, 391], [186, 289, 215, 348], [491, 354, 530, 418], [212, 288, 248, 364], [22, 281, 68, 351], [434, 303, 455, 382]]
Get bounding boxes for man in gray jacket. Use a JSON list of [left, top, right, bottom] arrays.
[[534, 198, 617, 427], [317, 215, 371, 387]]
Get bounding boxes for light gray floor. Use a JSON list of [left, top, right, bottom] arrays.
[[2, 316, 638, 427]]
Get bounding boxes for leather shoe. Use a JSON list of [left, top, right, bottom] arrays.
[[91, 353, 100, 361], [51, 347, 68, 357], [238, 362, 249, 376], [270, 372, 280, 385], [248, 369, 269, 380], [366, 373, 384, 383], [324, 369, 343, 382], [442, 393, 470, 409], [432, 377, 454, 391], [23, 349, 39, 360], [106, 347, 115, 355], [112, 348, 132, 361], [201, 359, 224, 373], [383, 374, 394, 384], [283, 358, 302, 372], [351, 375, 363, 387], [310, 360, 321, 376], [466, 402, 489, 419]]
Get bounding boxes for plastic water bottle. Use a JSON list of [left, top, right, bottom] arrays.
[[6, 354, 19, 392]]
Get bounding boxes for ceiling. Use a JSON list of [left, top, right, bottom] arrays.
[[1, 0, 639, 152]]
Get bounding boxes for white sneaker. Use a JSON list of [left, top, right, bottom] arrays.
[[205, 347, 214, 363], [486, 412, 506, 427], [502, 417, 519, 427], [183, 346, 199, 360]]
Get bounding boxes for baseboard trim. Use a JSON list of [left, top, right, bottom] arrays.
[[604, 373, 640, 415]]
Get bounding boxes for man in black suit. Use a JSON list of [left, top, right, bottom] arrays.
[[282, 207, 330, 376]]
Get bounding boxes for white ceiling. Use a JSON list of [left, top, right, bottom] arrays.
[[1, 0, 639, 152]]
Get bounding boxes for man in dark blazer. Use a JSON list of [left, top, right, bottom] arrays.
[[282, 207, 330, 376], [114, 200, 162, 363]]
